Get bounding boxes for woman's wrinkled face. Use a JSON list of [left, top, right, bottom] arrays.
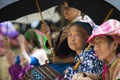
[[67, 26, 84, 53], [62, 2, 80, 21], [92, 36, 116, 60]]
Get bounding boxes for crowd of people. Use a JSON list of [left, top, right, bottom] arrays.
[[2, 0, 120, 80]]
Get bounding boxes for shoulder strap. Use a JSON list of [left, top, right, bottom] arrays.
[[112, 59, 120, 80]]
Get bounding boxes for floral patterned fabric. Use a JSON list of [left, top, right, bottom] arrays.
[[63, 47, 103, 80]]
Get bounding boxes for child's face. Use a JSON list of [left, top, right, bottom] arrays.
[[67, 26, 84, 54]]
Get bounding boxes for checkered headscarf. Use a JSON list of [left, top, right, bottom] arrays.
[[87, 19, 120, 44]]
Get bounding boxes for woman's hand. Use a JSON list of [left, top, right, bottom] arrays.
[[41, 23, 51, 35], [72, 73, 84, 80], [20, 55, 30, 67], [51, 56, 61, 63], [17, 34, 25, 47], [75, 77, 93, 80], [72, 73, 93, 80]]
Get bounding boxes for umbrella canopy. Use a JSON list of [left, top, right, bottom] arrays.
[[0, 0, 18, 9], [0, 0, 119, 25], [0, 0, 63, 22], [66, 0, 120, 25], [14, 6, 60, 24]]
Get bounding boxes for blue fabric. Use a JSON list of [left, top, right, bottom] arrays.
[[15, 55, 40, 66], [15, 56, 20, 64], [64, 47, 103, 79], [15, 56, 74, 75], [48, 63, 74, 74], [30, 57, 40, 66]]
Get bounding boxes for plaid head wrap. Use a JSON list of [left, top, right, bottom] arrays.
[[87, 19, 120, 44]]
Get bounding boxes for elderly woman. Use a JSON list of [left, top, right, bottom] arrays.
[[63, 22, 102, 80], [86, 19, 120, 80], [5, 29, 49, 80], [41, 0, 95, 66]]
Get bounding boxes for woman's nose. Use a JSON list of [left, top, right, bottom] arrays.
[[71, 36, 75, 41], [93, 45, 99, 52]]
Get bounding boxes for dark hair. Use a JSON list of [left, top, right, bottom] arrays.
[[54, 29, 76, 57], [69, 21, 93, 36], [24, 29, 40, 48], [106, 35, 120, 54]]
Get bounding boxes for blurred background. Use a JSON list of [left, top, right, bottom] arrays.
[[0, 6, 66, 80]]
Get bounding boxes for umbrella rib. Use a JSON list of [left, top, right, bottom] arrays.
[[35, 0, 45, 23], [104, 8, 114, 22], [35, 0, 56, 57]]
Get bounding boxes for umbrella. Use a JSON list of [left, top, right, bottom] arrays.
[[0, 21, 19, 38], [0, 0, 120, 25], [0, 0, 63, 22], [0, 0, 18, 9], [14, 6, 60, 24], [66, 0, 120, 25], [105, 0, 120, 11], [0, 0, 59, 57]]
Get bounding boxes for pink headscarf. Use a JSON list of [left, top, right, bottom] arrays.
[[87, 19, 120, 44]]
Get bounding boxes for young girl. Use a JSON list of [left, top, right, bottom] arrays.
[[5, 29, 49, 80], [87, 19, 120, 80]]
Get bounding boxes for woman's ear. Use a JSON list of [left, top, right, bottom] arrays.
[[112, 41, 119, 50]]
